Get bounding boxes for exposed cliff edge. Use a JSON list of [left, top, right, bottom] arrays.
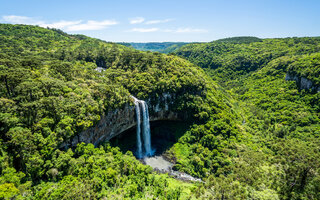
[[285, 72, 320, 93], [65, 93, 186, 147]]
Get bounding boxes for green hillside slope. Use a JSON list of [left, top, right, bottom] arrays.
[[175, 37, 320, 199], [2, 24, 320, 199], [0, 24, 238, 199], [176, 37, 320, 84]]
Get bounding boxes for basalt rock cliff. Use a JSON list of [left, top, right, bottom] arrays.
[[285, 72, 320, 92], [66, 93, 186, 147]]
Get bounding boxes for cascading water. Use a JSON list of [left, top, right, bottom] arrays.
[[133, 99, 142, 158], [141, 102, 152, 156], [131, 96, 153, 158]]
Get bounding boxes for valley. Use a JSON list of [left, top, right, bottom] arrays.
[[0, 24, 319, 199]]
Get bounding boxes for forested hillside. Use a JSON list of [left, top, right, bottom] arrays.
[[1, 24, 320, 199], [176, 37, 320, 84], [0, 24, 239, 199], [175, 37, 320, 199]]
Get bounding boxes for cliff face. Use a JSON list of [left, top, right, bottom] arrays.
[[68, 93, 183, 147], [285, 73, 320, 92]]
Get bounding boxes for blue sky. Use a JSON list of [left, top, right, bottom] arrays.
[[0, 0, 319, 42]]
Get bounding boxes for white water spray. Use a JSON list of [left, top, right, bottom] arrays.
[[141, 102, 152, 156], [131, 96, 153, 158], [133, 99, 143, 158]]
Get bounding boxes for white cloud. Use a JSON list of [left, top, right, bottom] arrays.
[[1, 15, 118, 31], [40, 20, 82, 29], [145, 19, 173, 25], [164, 28, 208, 33], [2, 15, 44, 25], [66, 20, 118, 31], [129, 17, 145, 24], [129, 28, 159, 32], [127, 27, 207, 33], [176, 28, 208, 33]]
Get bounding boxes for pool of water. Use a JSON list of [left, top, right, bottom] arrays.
[[109, 121, 190, 157]]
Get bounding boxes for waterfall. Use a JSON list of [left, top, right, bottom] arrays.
[[131, 96, 153, 158], [133, 99, 143, 158], [141, 102, 152, 156]]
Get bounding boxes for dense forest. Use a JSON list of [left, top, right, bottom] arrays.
[[0, 24, 237, 199], [0, 24, 319, 199], [175, 37, 320, 199]]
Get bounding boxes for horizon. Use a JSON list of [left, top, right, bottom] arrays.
[[2, 22, 319, 43], [115, 36, 320, 43], [1, 0, 320, 42]]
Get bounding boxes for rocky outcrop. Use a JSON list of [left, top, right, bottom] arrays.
[[285, 72, 320, 92], [66, 93, 184, 147]]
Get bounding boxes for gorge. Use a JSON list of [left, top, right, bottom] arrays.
[[65, 92, 185, 148], [2, 23, 320, 199]]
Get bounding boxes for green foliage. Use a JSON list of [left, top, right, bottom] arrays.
[[176, 37, 320, 84], [2, 23, 319, 199], [272, 139, 320, 199], [0, 183, 20, 199], [33, 143, 190, 199], [0, 24, 238, 199], [215, 36, 263, 44], [288, 53, 320, 85], [176, 36, 320, 199]]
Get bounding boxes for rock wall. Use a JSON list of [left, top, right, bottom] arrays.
[[67, 93, 183, 147], [285, 72, 320, 92]]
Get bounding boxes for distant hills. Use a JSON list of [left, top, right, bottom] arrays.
[[118, 42, 189, 53], [0, 23, 234, 199], [1, 24, 320, 199], [118, 37, 263, 53], [215, 36, 262, 44]]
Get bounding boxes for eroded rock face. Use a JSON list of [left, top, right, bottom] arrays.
[[285, 72, 320, 92], [67, 93, 183, 147]]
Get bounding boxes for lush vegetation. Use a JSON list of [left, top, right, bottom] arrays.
[[1, 24, 320, 199], [215, 36, 263, 44], [0, 24, 239, 199], [287, 53, 320, 85], [175, 37, 320, 84], [175, 37, 320, 199]]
